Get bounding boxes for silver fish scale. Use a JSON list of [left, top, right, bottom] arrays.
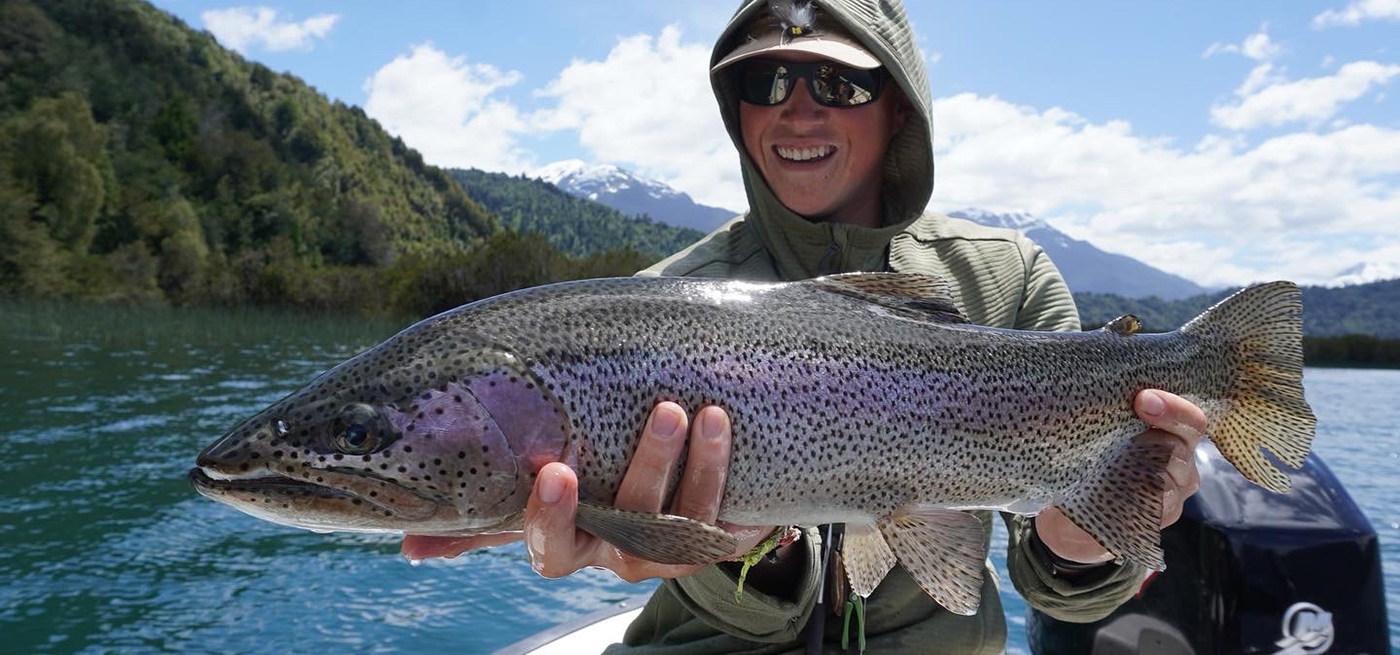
[[415, 277, 1228, 526]]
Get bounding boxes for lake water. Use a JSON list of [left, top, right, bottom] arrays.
[[1, 302, 1395, 654]]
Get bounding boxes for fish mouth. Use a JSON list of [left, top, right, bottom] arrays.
[[188, 466, 438, 521], [189, 467, 333, 495]]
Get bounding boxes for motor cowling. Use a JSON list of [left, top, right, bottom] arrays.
[[1028, 442, 1389, 655]]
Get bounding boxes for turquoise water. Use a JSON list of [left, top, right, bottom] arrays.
[[0, 303, 1395, 654]]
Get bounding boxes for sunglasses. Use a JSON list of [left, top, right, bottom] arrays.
[[737, 59, 887, 108]]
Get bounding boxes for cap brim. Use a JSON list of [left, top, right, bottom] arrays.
[[712, 33, 881, 72]]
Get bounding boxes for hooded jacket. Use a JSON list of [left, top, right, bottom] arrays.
[[614, 1, 1148, 652]]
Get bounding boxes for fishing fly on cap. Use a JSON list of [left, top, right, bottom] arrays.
[[772, 0, 816, 42], [711, 0, 881, 72]]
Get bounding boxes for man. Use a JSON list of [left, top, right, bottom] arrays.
[[404, 1, 1207, 652]]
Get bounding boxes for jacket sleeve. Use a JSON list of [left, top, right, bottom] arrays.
[[1003, 237, 1148, 622], [608, 529, 822, 651]]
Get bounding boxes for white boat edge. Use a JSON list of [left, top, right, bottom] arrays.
[[491, 596, 650, 655]]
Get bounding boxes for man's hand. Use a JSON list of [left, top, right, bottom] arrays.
[[401, 403, 769, 583], [1034, 389, 1207, 564]]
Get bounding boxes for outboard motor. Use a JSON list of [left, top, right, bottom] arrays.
[[1027, 442, 1389, 655]]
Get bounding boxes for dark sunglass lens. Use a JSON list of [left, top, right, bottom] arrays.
[[813, 64, 879, 106], [742, 64, 792, 106]]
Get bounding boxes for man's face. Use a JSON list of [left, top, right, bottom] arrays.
[[738, 52, 909, 225]]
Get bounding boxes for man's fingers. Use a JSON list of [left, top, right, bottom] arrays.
[[524, 463, 588, 578], [401, 533, 522, 560], [1135, 389, 1207, 447], [1161, 488, 1184, 527], [613, 402, 689, 513], [670, 406, 732, 522], [1134, 427, 1201, 529]]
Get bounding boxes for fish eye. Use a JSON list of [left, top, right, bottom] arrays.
[[330, 404, 391, 455]]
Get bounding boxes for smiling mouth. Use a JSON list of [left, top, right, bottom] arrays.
[[775, 145, 835, 162]]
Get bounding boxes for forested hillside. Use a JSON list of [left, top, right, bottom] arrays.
[[1076, 279, 1400, 338], [0, 0, 503, 307], [450, 168, 704, 259], [1076, 279, 1400, 366]]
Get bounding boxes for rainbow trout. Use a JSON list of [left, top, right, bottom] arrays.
[[190, 273, 1315, 614]]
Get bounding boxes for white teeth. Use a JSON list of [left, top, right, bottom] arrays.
[[776, 145, 834, 162]]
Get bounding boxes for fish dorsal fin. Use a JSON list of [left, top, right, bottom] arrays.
[[1103, 314, 1141, 336], [877, 508, 987, 615], [811, 273, 969, 324]]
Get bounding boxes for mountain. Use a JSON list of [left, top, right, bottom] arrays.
[[947, 209, 1211, 300], [449, 168, 704, 260], [1328, 261, 1399, 287], [532, 160, 737, 233]]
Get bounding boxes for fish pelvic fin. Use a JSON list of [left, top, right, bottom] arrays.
[[1056, 440, 1174, 570], [811, 273, 970, 324], [575, 501, 737, 566], [1182, 281, 1317, 492], [841, 523, 896, 598], [874, 508, 987, 615]]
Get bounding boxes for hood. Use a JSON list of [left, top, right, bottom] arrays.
[[711, 0, 935, 280]]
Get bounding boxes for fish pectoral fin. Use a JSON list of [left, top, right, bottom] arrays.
[[1054, 440, 1174, 571], [575, 501, 737, 566], [877, 508, 987, 616], [842, 522, 897, 598], [811, 273, 970, 324]]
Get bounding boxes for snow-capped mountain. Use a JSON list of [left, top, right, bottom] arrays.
[[1327, 261, 1399, 287], [530, 161, 1215, 299], [532, 160, 737, 233], [947, 209, 1211, 300]]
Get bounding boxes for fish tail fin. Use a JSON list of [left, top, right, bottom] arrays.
[[1181, 281, 1317, 492]]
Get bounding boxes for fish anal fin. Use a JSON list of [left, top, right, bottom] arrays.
[[1103, 314, 1141, 336], [1055, 440, 1173, 571], [842, 523, 897, 598], [812, 273, 969, 324], [575, 501, 736, 566], [878, 508, 987, 616]]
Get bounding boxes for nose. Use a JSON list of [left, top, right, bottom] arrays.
[[779, 77, 826, 121]]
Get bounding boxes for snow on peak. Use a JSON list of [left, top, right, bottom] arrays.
[[1327, 261, 1400, 287], [947, 208, 1048, 231], [531, 159, 680, 200]]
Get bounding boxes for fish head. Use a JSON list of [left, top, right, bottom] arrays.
[[191, 319, 572, 537]]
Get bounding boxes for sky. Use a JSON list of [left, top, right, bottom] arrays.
[[149, 0, 1400, 288]]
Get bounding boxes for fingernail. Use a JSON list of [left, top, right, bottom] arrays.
[[539, 468, 564, 504], [652, 407, 682, 439], [1141, 390, 1165, 417], [700, 409, 725, 441]]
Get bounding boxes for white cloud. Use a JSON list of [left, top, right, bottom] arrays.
[[532, 25, 742, 210], [201, 6, 339, 54], [362, 44, 534, 172], [1313, 0, 1400, 28], [1210, 61, 1400, 130], [349, 24, 1399, 288], [927, 93, 1400, 286], [1202, 27, 1283, 62]]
